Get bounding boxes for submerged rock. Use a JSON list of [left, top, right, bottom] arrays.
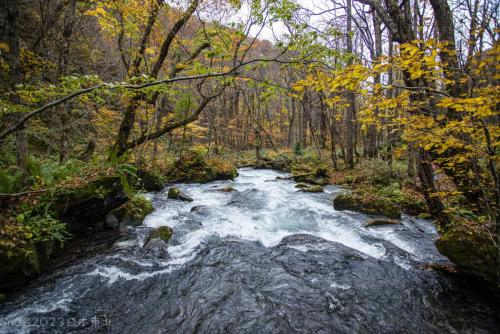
[[190, 205, 207, 212], [365, 219, 400, 227], [333, 193, 401, 219], [168, 187, 193, 202], [218, 186, 236, 192]]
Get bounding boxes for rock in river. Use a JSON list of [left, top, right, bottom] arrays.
[[168, 187, 193, 202]]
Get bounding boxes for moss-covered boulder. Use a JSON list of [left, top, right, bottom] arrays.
[[137, 169, 165, 191], [254, 155, 292, 171], [333, 193, 401, 219], [365, 219, 400, 227], [52, 175, 128, 233], [112, 194, 154, 226], [168, 187, 193, 202], [145, 226, 173, 243], [142, 226, 173, 259], [168, 147, 238, 183], [301, 185, 324, 193], [0, 239, 56, 291], [292, 160, 330, 185], [436, 219, 498, 286]]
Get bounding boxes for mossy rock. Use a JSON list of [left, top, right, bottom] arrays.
[[401, 200, 428, 216], [295, 183, 309, 189], [112, 194, 154, 226], [0, 242, 40, 291], [137, 169, 165, 191], [145, 226, 173, 243], [436, 220, 498, 286], [142, 226, 173, 259], [168, 187, 193, 202], [333, 193, 401, 219], [292, 162, 330, 185], [51, 175, 128, 233], [168, 150, 238, 183], [365, 219, 399, 227], [302, 185, 324, 193], [255, 156, 292, 171]]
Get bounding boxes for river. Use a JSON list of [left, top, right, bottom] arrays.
[[0, 168, 498, 333]]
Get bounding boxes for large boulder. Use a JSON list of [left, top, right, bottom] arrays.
[[137, 169, 165, 191], [168, 147, 238, 183], [168, 187, 193, 202], [333, 193, 401, 219], [436, 219, 498, 287], [292, 161, 330, 185], [52, 176, 128, 233], [1, 176, 132, 292], [111, 194, 154, 226], [142, 226, 173, 259]]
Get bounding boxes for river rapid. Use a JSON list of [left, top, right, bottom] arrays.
[[0, 168, 498, 333]]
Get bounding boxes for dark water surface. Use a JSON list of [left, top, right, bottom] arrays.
[[0, 168, 498, 333]]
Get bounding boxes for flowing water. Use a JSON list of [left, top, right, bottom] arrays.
[[0, 168, 498, 333]]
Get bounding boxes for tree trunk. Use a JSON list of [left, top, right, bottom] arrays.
[[345, 0, 355, 168]]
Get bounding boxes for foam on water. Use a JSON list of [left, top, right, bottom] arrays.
[[145, 168, 432, 265]]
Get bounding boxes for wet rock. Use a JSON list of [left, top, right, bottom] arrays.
[[168, 187, 193, 202], [113, 195, 154, 226], [142, 226, 173, 259], [365, 219, 400, 227], [142, 238, 170, 259], [295, 183, 309, 189], [104, 213, 119, 229], [191, 205, 207, 212], [333, 193, 401, 219], [218, 186, 236, 192], [301, 185, 324, 193], [145, 226, 173, 243]]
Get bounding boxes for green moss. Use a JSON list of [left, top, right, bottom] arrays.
[[333, 193, 401, 219], [136, 169, 165, 191], [167, 148, 238, 183], [302, 185, 324, 193], [147, 226, 173, 243], [168, 187, 193, 202], [51, 176, 122, 214], [365, 219, 399, 227], [436, 219, 497, 286], [123, 194, 153, 219]]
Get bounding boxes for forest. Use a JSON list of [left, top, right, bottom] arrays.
[[0, 0, 499, 331]]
